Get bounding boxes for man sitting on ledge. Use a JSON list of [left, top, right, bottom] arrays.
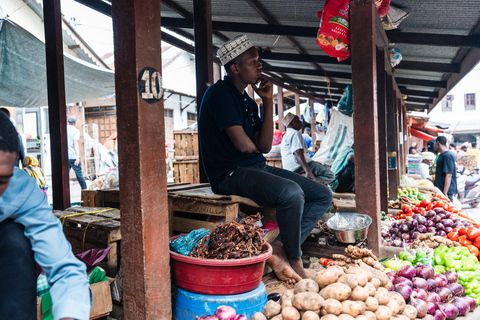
[[198, 35, 332, 283]]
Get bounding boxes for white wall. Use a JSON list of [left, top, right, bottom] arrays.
[[428, 63, 480, 124]]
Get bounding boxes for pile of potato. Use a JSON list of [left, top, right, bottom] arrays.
[[253, 265, 419, 320]]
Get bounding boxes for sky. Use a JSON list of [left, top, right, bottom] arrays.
[[61, 0, 114, 57]]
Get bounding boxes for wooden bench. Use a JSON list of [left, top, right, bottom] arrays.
[[81, 182, 203, 208], [168, 186, 276, 235], [265, 156, 282, 168], [332, 192, 356, 212]]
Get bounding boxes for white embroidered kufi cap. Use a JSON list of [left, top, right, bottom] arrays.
[[217, 34, 254, 65], [282, 112, 297, 127]]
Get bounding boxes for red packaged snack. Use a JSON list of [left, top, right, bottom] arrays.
[[316, 0, 351, 61]]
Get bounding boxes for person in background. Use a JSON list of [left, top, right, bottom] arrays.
[[409, 146, 418, 155], [467, 141, 480, 167], [434, 136, 458, 202], [421, 147, 427, 153], [280, 113, 334, 183], [0, 113, 91, 320], [458, 145, 468, 158], [67, 116, 87, 190], [427, 139, 436, 153], [198, 35, 332, 283], [449, 143, 458, 160], [302, 126, 312, 149], [330, 144, 355, 193], [419, 152, 435, 180], [0, 107, 25, 167]]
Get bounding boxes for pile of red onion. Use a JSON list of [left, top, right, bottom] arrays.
[[383, 207, 471, 247], [197, 306, 247, 320], [387, 264, 476, 319]]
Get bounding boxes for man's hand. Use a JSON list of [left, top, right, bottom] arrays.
[[305, 172, 317, 181], [252, 76, 273, 101], [74, 157, 80, 166]]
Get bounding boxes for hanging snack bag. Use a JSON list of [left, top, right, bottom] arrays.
[[316, 0, 351, 61]]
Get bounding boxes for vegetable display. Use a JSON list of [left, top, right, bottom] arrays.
[[398, 187, 425, 202], [261, 264, 412, 320], [382, 204, 472, 247], [386, 263, 477, 319], [197, 306, 247, 320]]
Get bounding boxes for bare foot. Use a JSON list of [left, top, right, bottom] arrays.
[[287, 255, 309, 279], [266, 241, 302, 284]]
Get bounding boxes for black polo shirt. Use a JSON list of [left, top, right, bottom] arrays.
[[434, 151, 458, 195], [198, 76, 265, 192]]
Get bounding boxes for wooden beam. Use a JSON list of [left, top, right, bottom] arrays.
[[43, 0, 71, 210], [350, 0, 381, 257], [386, 75, 399, 200], [295, 93, 300, 116], [111, 0, 171, 318], [399, 88, 439, 98], [405, 97, 434, 104], [387, 31, 480, 48], [277, 86, 285, 131], [259, 51, 460, 74], [377, 48, 389, 215], [160, 17, 480, 48], [309, 99, 316, 149], [286, 77, 444, 89], [194, 0, 213, 184]]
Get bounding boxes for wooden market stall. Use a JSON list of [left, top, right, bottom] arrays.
[[39, 0, 480, 318]]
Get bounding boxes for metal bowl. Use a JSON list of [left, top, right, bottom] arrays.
[[326, 212, 372, 243]]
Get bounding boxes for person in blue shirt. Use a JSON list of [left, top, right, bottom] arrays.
[[67, 116, 87, 190], [302, 126, 313, 149], [0, 113, 91, 320], [198, 35, 332, 283]]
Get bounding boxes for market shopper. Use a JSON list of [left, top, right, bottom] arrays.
[[280, 113, 334, 183], [0, 113, 91, 320], [302, 126, 312, 149], [419, 151, 435, 180], [434, 136, 458, 202], [67, 116, 87, 190], [330, 144, 355, 193], [198, 35, 332, 283]]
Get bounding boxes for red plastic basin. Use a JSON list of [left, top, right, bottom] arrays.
[[170, 236, 272, 295]]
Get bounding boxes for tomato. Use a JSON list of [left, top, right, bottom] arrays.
[[401, 204, 410, 211], [448, 232, 460, 242], [399, 214, 406, 220], [420, 200, 428, 208], [406, 212, 413, 217], [459, 228, 467, 236], [323, 259, 334, 267], [474, 237, 480, 249], [404, 208, 413, 215], [466, 227, 480, 241], [459, 235, 473, 247], [467, 245, 479, 257], [426, 203, 434, 211]]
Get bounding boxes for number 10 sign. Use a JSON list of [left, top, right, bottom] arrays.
[[138, 67, 163, 104]]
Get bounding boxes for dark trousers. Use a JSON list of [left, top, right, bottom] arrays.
[[217, 163, 333, 258], [0, 219, 37, 320], [336, 162, 355, 193], [69, 159, 87, 190]]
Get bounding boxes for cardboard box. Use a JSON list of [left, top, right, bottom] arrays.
[[37, 281, 112, 320]]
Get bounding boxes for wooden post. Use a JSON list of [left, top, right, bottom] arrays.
[[376, 49, 388, 213], [43, 0, 71, 210], [386, 75, 399, 200], [111, 0, 171, 318], [276, 86, 285, 131], [350, 0, 381, 257], [194, 0, 213, 184], [309, 99, 316, 149], [295, 93, 301, 116]]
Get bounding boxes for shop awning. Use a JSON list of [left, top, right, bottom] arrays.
[[0, 19, 115, 107], [411, 127, 436, 142]]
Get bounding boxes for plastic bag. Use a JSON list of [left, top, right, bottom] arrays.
[[389, 48, 402, 68], [103, 167, 119, 189], [169, 228, 210, 256], [337, 84, 353, 116], [316, 0, 351, 62], [75, 247, 112, 271]]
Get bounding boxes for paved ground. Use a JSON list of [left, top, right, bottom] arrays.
[[462, 204, 480, 223]]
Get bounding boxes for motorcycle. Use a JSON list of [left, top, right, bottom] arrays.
[[457, 166, 480, 208]]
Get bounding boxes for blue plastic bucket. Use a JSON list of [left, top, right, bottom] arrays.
[[173, 282, 267, 320]]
